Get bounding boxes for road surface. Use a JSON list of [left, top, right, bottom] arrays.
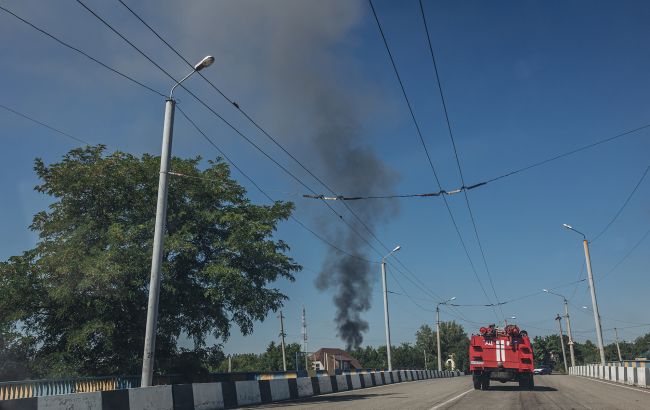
[[241, 375, 650, 409]]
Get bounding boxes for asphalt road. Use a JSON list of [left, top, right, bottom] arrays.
[[240, 375, 650, 409]]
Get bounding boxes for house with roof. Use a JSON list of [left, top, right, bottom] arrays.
[[309, 348, 362, 374]]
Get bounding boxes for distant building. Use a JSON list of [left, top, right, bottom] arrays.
[[309, 348, 362, 374]]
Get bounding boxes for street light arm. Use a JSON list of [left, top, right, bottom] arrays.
[[170, 70, 197, 98], [170, 55, 215, 98], [543, 289, 567, 301], [562, 223, 586, 240], [382, 245, 401, 261]]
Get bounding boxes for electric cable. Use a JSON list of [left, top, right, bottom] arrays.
[[176, 106, 376, 264], [369, 0, 498, 320], [0, 103, 92, 145], [419, 0, 504, 321], [592, 164, 649, 242], [114, 0, 449, 305], [75, 0, 390, 262]]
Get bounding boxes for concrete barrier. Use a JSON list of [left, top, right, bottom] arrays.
[[335, 375, 348, 392], [1, 369, 466, 409], [234, 380, 260, 407], [38, 391, 102, 410], [296, 378, 312, 398], [192, 383, 223, 410], [626, 368, 637, 386], [268, 379, 290, 402], [638, 368, 649, 387], [571, 365, 650, 389]]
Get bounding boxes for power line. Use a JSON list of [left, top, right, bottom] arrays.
[[302, 182, 484, 201], [601, 226, 650, 279], [418, 0, 504, 321], [368, 0, 498, 319], [175, 106, 376, 264], [114, 0, 451, 305], [0, 103, 91, 145], [1, 83, 371, 267], [0, 5, 165, 98], [592, 164, 650, 242], [484, 124, 650, 185], [75, 0, 390, 262]]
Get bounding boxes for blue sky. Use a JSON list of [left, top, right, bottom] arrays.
[[1, 0, 649, 356]]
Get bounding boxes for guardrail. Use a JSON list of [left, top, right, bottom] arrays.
[[0, 376, 140, 401], [570, 365, 649, 388], [1, 369, 465, 409], [0, 370, 335, 400]]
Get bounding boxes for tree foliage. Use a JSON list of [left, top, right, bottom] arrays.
[[532, 332, 650, 372], [351, 321, 470, 371], [0, 146, 299, 378], [217, 342, 303, 372]]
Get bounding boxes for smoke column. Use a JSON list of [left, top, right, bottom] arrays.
[[170, 0, 398, 348]]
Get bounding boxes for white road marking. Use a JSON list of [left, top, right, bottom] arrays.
[[577, 375, 650, 394], [429, 388, 474, 410]]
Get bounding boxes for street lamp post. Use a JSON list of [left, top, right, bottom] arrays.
[[141, 56, 215, 387], [543, 289, 576, 367], [614, 327, 623, 362], [562, 224, 606, 366], [436, 297, 456, 371], [381, 245, 401, 371], [555, 314, 568, 374]]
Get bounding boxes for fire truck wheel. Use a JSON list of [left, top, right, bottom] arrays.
[[472, 375, 481, 390], [480, 375, 490, 390], [518, 374, 534, 390]]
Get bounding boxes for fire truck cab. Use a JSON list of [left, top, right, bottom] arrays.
[[469, 324, 535, 390]]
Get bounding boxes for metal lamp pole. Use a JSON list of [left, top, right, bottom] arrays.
[[543, 289, 576, 367], [555, 314, 568, 373], [436, 297, 456, 371], [562, 224, 606, 366], [381, 245, 401, 371], [614, 328, 623, 362], [141, 56, 215, 387]]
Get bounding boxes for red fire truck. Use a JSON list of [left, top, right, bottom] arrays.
[[469, 324, 535, 390]]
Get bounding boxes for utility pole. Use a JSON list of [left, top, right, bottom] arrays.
[[562, 224, 606, 366], [556, 314, 568, 374], [583, 239, 606, 365], [228, 356, 232, 373], [435, 297, 455, 372], [563, 298, 576, 367], [436, 305, 442, 371], [380, 246, 401, 371], [614, 328, 623, 362], [141, 55, 214, 387], [423, 348, 427, 370], [302, 306, 308, 370], [279, 311, 287, 372], [381, 259, 393, 371]]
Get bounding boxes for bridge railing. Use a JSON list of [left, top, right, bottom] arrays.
[[0, 370, 334, 400], [0, 375, 144, 400]]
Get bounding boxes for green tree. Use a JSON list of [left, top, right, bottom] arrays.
[[415, 324, 436, 368], [439, 321, 469, 372], [351, 345, 386, 369], [0, 146, 300, 377], [392, 343, 423, 369], [260, 342, 303, 371]]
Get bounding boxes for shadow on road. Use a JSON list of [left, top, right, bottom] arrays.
[[484, 385, 557, 392], [246, 392, 396, 408]]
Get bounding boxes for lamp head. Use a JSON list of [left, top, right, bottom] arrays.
[[450, 297, 456, 301], [194, 55, 215, 71], [543, 289, 549, 293], [562, 223, 572, 229], [391, 245, 401, 253]]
